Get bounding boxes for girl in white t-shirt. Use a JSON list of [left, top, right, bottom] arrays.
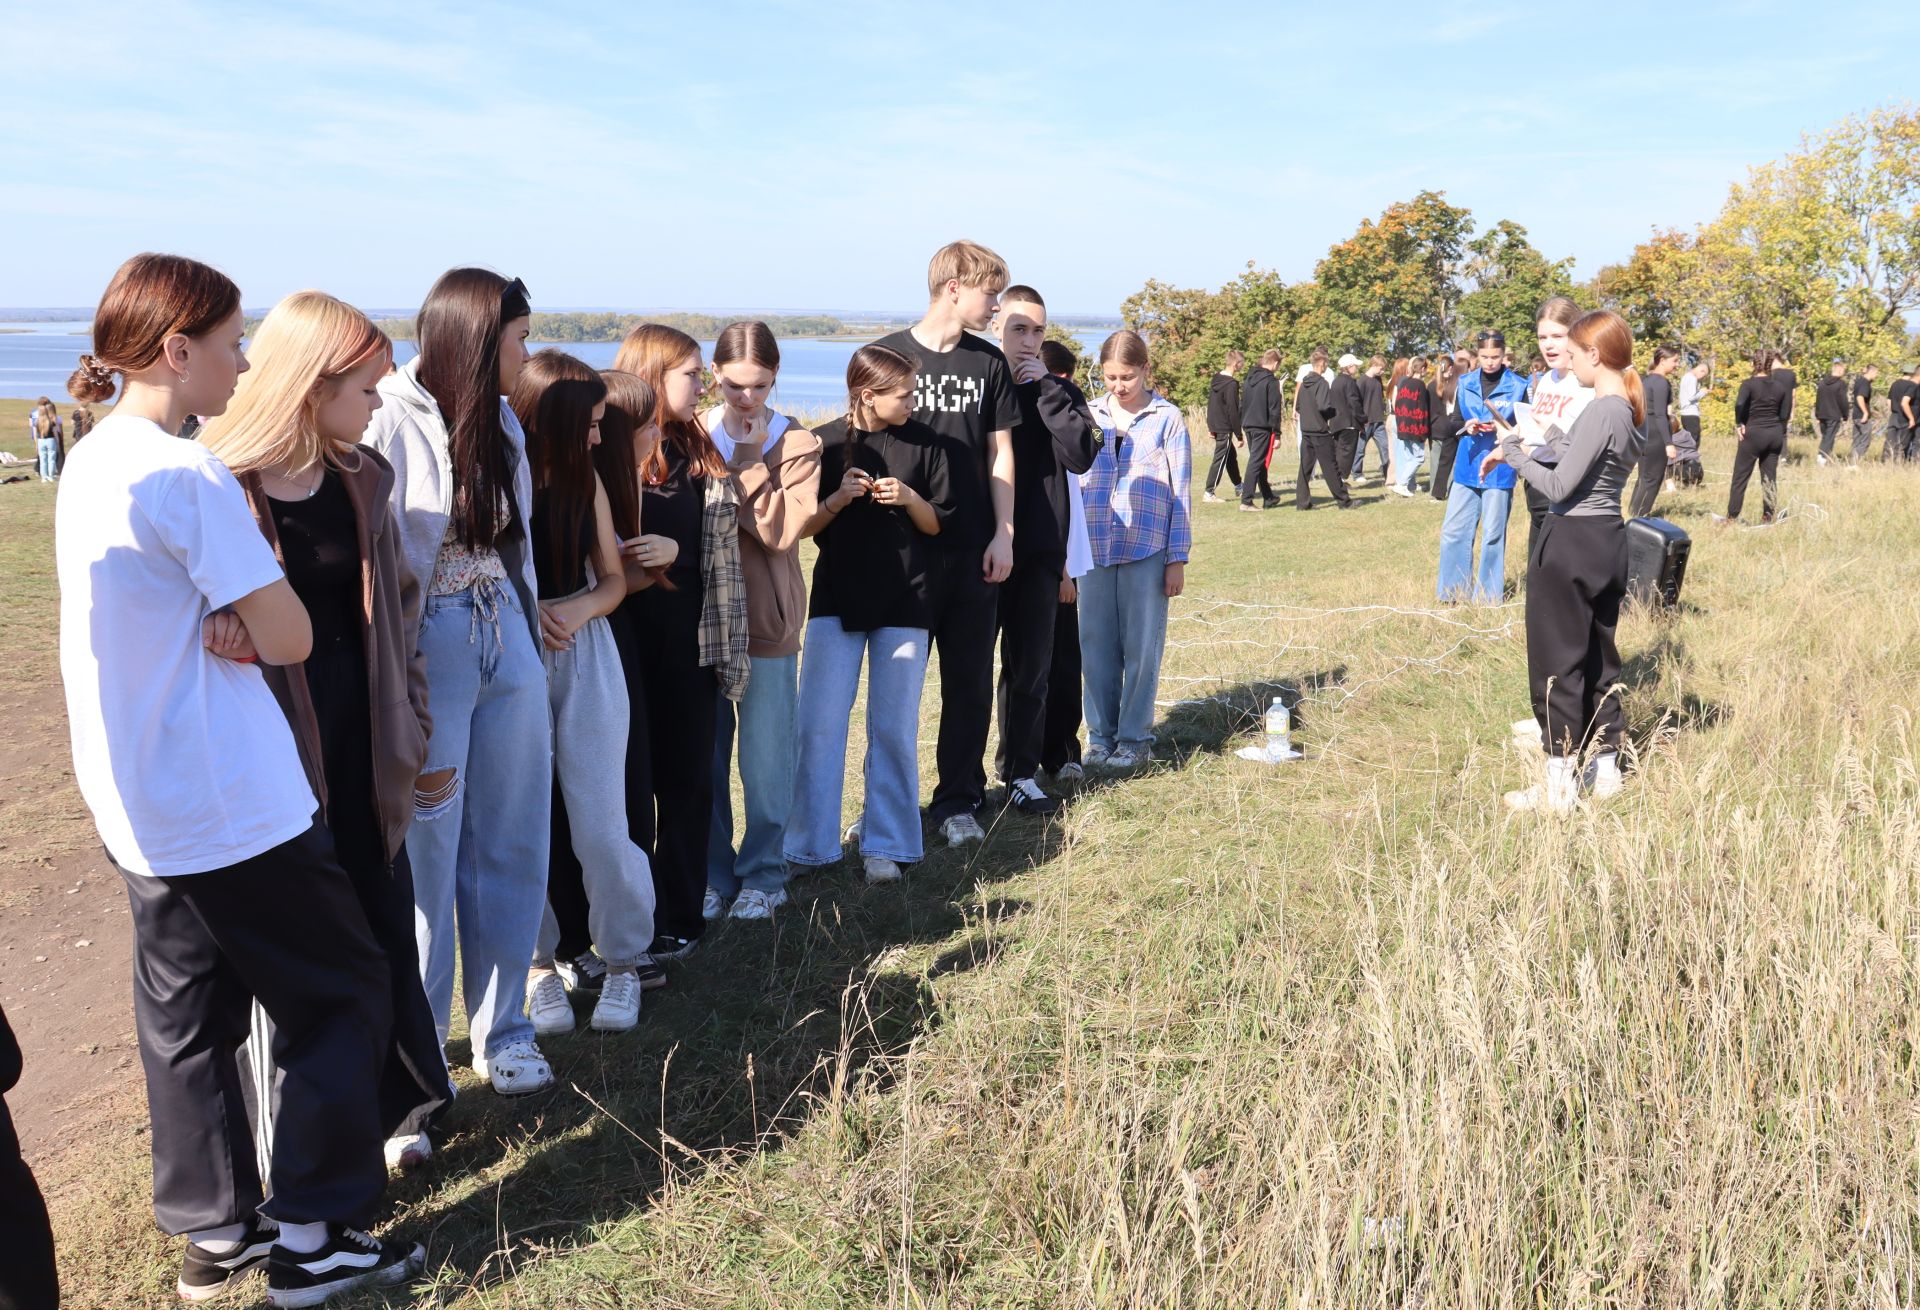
[[57, 254, 422, 1301], [1516, 296, 1596, 543]]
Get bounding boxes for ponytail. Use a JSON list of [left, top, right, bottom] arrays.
[[1568, 309, 1645, 427], [1621, 367, 1646, 429]]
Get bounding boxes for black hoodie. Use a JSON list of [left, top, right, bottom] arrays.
[[1240, 365, 1280, 431], [1207, 372, 1243, 436], [1295, 371, 1336, 437], [1010, 373, 1102, 567], [1330, 371, 1365, 433]]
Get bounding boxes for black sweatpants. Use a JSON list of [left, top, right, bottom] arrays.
[[1526, 514, 1627, 759], [1627, 435, 1668, 519], [1, 1007, 58, 1310], [1850, 418, 1875, 461], [1886, 424, 1916, 463], [1818, 418, 1844, 459], [1295, 432, 1349, 508], [630, 587, 718, 939], [1523, 482, 1550, 544], [1332, 430, 1359, 490], [1727, 430, 1785, 521], [1678, 417, 1705, 484], [1040, 593, 1082, 774], [118, 823, 390, 1233], [994, 557, 1061, 786], [1430, 436, 1460, 501], [1204, 430, 1242, 495], [928, 556, 1000, 823], [1239, 428, 1277, 505]]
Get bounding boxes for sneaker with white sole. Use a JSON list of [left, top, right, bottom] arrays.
[[728, 887, 788, 920], [862, 856, 902, 884], [1504, 758, 1579, 816], [1007, 777, 1062, 815], [702, 888, 729, 921], [1391, 484, 1415, 498], [1203, 491, 1223, 503], [178, 1219, 278, 1301], [940, 812, 986, 846], [383, 1132, 431, 1173], [263, 1225, 424, 1308], [1082, 744, 1112, 771], [1103, 745, 1146, 772], [555, 951, 604, 996], [472, 1038, 553, 1096], [525, 970, 574, 1037], [842, 816, 863, 846], [645, 933, 698, 961], [590, 969, 642, 1032], [1053, 761, 1085, 784]]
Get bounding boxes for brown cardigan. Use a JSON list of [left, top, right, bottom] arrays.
[[723, 419, 822, 659], [240, 446, 432, 864]]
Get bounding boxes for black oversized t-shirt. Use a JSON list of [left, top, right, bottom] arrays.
[[808, 416, 955, 632], [872, 328, 1019, 549], [1852, 376, 1873, 419], [1890, 379, 1919, 430]]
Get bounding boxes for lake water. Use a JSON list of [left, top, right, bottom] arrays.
[[0, 321, 1111, 413]]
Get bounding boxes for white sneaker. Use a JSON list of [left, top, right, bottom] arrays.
[[473, 1038, 554, 1096], [526, 970, 574, 1036], [1351, 474, 1371, 486], [728, 887, 788, 920], [590, 969, 642, 1032], [1584, 752, 1626, 801], [1104, 745, 1146, 772], [702, 889, 729, 921], [1054, 761, 1085, 784], [1504, 759, 1579, 816], [1203, 492, 1223, 504], [940, 812, 986, 846], [862, 856, 902, 884], [842, 816, 863, 846], [1082, 744, 1112, 770], [383, 1132, 430, 1173], [1392, 485, 1414, 498]]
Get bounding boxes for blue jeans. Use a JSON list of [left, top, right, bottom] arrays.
[[785, 619, 928, 867], [709, 652, 798, 897], [408, 582, 552, 1059], [1079, 550, 1171, 751], [1437, 481, 1513, 604], [1393, 436, 1428, 491], [36, 437, 59, 481], [1352, 422, 1388, 478]]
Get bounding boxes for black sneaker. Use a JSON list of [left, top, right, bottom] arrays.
[[636, 958, 668, 990], [555, 951, 606, 996], [178, 1219, 277, 1301], [1006, 777, 1062, 816], [264, 1225, 424, 1308], [645, 934, 698, 961]]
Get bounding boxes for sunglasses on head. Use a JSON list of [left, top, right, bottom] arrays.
[[503, 276, 530, 305]]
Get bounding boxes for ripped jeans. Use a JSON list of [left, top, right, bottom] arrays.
[[407, 580, 551, 1061]]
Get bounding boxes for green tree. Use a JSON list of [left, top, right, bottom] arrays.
[[1308, 191, 1474, 355], [1453, 219, 1577, 357]]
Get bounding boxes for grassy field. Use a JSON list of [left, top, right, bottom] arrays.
[[12, 417, 1920, 1307]]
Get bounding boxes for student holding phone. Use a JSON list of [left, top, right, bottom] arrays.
[[1436, 329, 1529, 604]]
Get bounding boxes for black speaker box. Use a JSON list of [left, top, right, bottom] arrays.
[[1625, 516, 1689, 607]]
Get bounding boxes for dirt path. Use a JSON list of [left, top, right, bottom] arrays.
[[0, 685, 143, 1160]]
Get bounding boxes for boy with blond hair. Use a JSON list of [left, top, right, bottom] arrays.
[[872, 240, 1021, 846]]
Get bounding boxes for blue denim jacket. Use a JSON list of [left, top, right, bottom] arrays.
[[1452, 368, 1530, 491]]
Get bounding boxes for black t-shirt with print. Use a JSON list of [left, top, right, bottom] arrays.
[[872, 328, 1019, 548], [809, 416, 956, 632]]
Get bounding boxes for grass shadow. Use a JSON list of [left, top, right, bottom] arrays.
[[1150, 667, 1350, 765]]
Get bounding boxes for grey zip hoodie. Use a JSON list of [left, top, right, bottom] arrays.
[[361, 358, 542, 650]]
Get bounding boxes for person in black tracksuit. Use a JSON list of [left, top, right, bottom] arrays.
[[1330, 356, 1366, 487], [1294, 350, 1350, 509], [1204, 351, 1244, 498], [993, 294, 1102, 813], [1627, 345, 1678, 518], [1728, 350, 1788, 523], [1, 1005, 57, 1310], [1815, 360, 1850, 463], [1238, 350, 1282, 508]]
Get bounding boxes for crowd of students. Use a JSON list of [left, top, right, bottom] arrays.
[[9, 240, 1193, 1308], [10, 232, 1915, 1308]]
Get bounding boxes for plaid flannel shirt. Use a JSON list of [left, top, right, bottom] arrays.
[[1082, 392, 1192, 567], [698, 473, 751, 701]]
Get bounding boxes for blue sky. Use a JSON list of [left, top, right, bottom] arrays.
[[3, 0, 1916, 316]]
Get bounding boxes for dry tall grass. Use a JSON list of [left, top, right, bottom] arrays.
[[28, 444, 1920, 1308]]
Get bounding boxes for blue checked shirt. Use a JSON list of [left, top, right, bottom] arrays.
[[1082, 392, 1192, 568]]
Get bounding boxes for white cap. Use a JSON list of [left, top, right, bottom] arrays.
[[1337, 353, 1362, 369]]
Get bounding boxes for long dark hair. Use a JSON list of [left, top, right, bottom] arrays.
[[416, 268, 531, 550], [596, 369, 675, 591], [510, 350, 606, 586]]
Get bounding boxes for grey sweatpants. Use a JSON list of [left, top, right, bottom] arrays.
[[536, 613, 655, 968]]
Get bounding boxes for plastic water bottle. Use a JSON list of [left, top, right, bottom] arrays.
[[1264, 697, 1291, 760]]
